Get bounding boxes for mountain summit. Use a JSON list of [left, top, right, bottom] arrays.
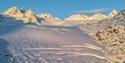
[[4, 6, 24, 17], [22, 8, 38, 23], [3, 7, 41, 24], [108, 10, 118, 18]]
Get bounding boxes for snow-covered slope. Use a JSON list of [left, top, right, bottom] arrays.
[[0, 14, 25, 24], [1, 7, 125, 63], [0, 21, 112, 63]]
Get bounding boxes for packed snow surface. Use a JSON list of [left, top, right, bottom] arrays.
[[0, 23, 109, 63]]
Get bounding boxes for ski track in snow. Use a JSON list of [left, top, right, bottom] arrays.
[[0, 23, 109, 63]]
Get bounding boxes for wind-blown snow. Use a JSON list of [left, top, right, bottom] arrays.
[[0, 21, 110, 63]]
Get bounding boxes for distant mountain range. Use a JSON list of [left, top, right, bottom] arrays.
[[0, 6, 123, 26]]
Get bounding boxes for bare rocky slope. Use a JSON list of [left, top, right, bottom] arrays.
[[79, 10, 125, 63]]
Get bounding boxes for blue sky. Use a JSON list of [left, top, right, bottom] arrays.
[[0, 0, 125, 18]]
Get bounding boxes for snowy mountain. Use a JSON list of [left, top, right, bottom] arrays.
[[65, 10, 118, 21], [65, 14, 107, 20], [2, 7, 119, 26], [3, 7, 63, 25], [22, 8, 37, 23], [3, 7, 118, 22], [65, 14, 89, 20], [88, 13, 107, 20], [4, 6, 24, 17], [61, 10, 119, 26], [37, 13, 60, 21], [3, 6, 41, 25]]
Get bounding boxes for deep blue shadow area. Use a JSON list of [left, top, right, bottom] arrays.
[[0, 39, 11, 63], [0, 24, 23, 36], [0, 14, 24, 36]]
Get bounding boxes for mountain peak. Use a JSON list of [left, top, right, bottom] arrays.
[[108, 10, 118, 18], [4, 6, 19, 15], [23, 8, 38, 23], [24, 8, 34, 16]]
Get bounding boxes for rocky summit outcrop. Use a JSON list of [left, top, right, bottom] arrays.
[[79, 10, 125, 63], [22, 8, 39, 24], [108, 10, 118, 18]]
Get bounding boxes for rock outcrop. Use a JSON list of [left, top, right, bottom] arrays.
[[79, 10, 125, 63], [22, 8, 38, 24], [108, 10, 118, 18]]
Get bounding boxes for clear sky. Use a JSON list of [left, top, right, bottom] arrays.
[[0, 0, 125, 18]]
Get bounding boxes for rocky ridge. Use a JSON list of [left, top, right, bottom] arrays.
[[79, 10, 125, 63]]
